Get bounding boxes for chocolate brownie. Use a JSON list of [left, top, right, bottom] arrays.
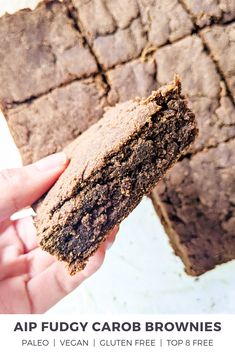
[[152, 138, 235, 276], [6, 76, 107, 165], [0, 0, 97, 107], [154, 35, 235, 152], [201, 23, 235, 101], [36, 79, 197, 275], [138, 0, 193, 46], [181, 0, 235, 28], [107, 59, 157, 105]]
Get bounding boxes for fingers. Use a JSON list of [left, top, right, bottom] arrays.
[[13, 216, 38, 252], [0, 152, 68, 222], [27, 227, 118, 313]]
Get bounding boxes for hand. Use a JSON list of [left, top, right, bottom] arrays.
[[0, 153, 117, 314]]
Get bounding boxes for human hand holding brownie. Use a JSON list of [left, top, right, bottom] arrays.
[[0, 152, 117, 314]]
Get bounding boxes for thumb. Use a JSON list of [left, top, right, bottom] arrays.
[[0, 152, 68, 222]]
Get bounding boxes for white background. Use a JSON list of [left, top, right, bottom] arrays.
[[1, 1, 235, 315]]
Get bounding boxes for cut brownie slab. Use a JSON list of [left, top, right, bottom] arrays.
[[181, 0, 235, 27], [152, 138, 235, 276], [201, 23, 235, 101], [35, 79, 197, 275], [0, 0, 97, 107]]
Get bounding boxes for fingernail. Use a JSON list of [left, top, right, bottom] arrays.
[[34, 152, 68, 172]]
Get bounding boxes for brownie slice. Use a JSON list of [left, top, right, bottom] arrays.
[[152, 139, 235, 276], [35, 79, 197, 275]]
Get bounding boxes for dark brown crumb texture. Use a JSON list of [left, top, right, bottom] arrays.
[[36, 79, 197, 274]]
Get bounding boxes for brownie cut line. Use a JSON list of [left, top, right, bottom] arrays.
[[35, 78, 197, 275]]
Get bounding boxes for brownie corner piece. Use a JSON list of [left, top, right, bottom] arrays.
[[35, 78, 197, 275]]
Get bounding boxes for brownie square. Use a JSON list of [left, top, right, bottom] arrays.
[[6, 76, 107, 164], [154, 35, 235, 152], [0, 0, 97, 107], [138, 0, 193, 46], [107, 59, 157, 105]]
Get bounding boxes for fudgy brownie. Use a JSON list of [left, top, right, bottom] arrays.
[[36, 79, 197, 275], [152, 139, 235, 276]]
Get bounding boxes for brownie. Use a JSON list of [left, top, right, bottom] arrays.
[[154, 35, 235, 152], [152, 138, 235, 276], [6, 76, 107, 165], [181, 0, 235, 27], [201, 23, 235, 101], [138, 0, 193, 46], [0, 0, 97, 107], [107, 59, 157, 105], [35, 79, 197, 275], [152, 33, 235, 275]]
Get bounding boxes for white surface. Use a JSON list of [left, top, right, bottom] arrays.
[[1, 1, 235, 315]]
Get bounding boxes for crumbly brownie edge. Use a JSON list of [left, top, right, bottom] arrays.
[[38, 86, 197, 275]]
